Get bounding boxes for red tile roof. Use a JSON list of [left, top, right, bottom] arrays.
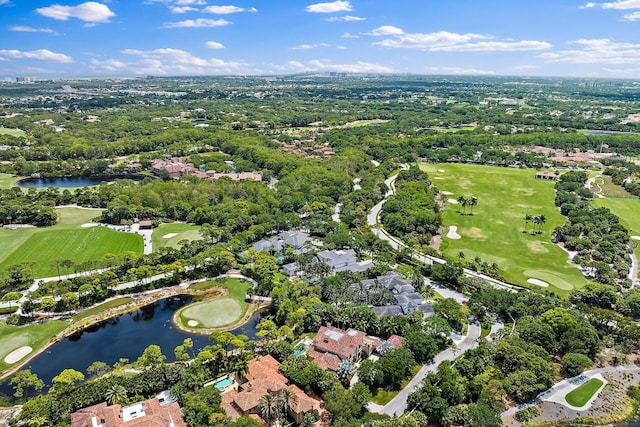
[[71, 398, 186, 427]]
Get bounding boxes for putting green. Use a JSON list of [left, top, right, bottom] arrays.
[[523, 270, 575, 291], [180, 298, 243, 328]]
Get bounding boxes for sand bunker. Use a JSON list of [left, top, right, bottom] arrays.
[[4, 346, 32, 364], [438, 169, 445, 173], [81, 223, 99, 228], [187, 320, 199, 327], [441, 191, 454, 195], [448, 198, 459, 204], [527, 278, 549, 288], [163, 233, 178, 238], [446, 226, 461, 239], [632, 236, 640, 241]]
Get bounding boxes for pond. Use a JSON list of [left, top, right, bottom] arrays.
[[581, 131, 613, 136], [0, 296, 265, 394], [16, 175, 145, 188]]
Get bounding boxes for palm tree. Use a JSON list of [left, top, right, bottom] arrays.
[[537, 214, 547, 234], [468, 196, 478, 214], [524, 214, 532, 232], [259, 393, 279, 426], [337, 360, 356, 384], [457, 196, 467, 214], [105, 384, 128, 405], [278, 389, 299, 422]]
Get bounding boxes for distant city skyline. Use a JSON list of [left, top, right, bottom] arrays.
[[3, 0, 640, 78]]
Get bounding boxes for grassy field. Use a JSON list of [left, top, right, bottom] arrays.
[[0, 127, 26, 137], [152, 223, 202, 250], [565, 378, 605, 407], [0, 320, 68, 370], [0, 207, 142, 278], [0, 173, 21, 189], [72, 297, 134, 322], [180, 278, 252, 329], [421, 163, 588, 294]]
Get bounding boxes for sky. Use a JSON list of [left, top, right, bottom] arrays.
[[3, 0, 640, 78]]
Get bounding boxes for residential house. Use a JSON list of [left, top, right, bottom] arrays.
[[316, 249, 374, 274], [249, 230, 312, 256], [308, 324, 367, 371], [359, 272, 434, 316], [220, 355, 324, 425], [71, 391, 185, 427]]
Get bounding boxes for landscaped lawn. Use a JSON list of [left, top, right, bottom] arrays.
[[565, 378, 604, 407], [0, 207, 142, 278], [420, 163, 588, 294], [0, 320, 69, 371], [0, 127, 26, 137], [151, 222, 202, 250], [0, 173, 21, 189], [181, 278, 252, 329], [72, 297, 134, 322]]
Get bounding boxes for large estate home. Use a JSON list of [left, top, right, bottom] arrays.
[[71, 391, 185, 427], [307, 324, 404, 371], [355, 272, 434, 316], [249, 230, 313, 256], [221, 355, 326, 425], [150, 158, 262, 182]]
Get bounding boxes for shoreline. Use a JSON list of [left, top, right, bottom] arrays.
[[0, 283, 230, 381]]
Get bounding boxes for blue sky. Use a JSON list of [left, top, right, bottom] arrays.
[[3, 0, 640, 78]]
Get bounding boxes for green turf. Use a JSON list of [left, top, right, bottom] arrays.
[[0, 320, 68, 370], [565, 378, 604, 407], [151, 223, 202, 250], [181, 278, 252, 328], [0, 127, 25, 137], [421, 163, 588, 294], [0, 173, 21, 189], [0, 207, 142, 278]]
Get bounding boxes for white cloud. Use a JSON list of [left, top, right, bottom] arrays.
[[171, 6, 197, 13], [274, 59, 392, 73], [293, 43, 331, 50], [374, 30, 551, 52], [541, 38, 640, 64], [337, 45, 346, 50], [36, 2, 115, 23], [163, 18, 231, 28], [623, 11, 640, 19], [176, 0, 205, 4], [342, 32, 359, 39], [205, 41, 225, 49], [514, 65, 539, 70], [91, 47, 245, 75], [368, 25, 404, 36], [326, 15, 365, 22], [306, 1, 351, 13], [10, 26, 55, 33], [424, 66, 495, 75], [0, 49, 72, 63], [203, 5, 257, 14], [582, 0, 640, 8]]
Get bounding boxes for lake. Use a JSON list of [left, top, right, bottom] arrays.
[[17, 175, 144, 188], [0, 296, 264, 394]]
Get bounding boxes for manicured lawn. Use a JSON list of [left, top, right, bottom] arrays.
[[181, 278, 252, 328], [421, 163, 588, 294], [72, 297, 134, 322], [0, 127, 25, 137], [0, 320, 68, 370], [151, 222, 202, 250], [0, 207, 142, 277], [0, 173, 21, 189], [565, 378, 604, 407]]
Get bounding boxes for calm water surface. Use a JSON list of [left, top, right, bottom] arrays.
[[17, 176, 143, 188], [1, 296, 264, 394]]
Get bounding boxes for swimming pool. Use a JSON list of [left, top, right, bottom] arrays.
[[213, 376, 233, 390]]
